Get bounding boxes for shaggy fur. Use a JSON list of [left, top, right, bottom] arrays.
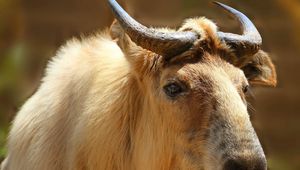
[[1, 18, 276, 170]]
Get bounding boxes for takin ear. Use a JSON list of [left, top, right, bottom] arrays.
[[241, 50, 277, 87], [109, 20, 136, 54], [109, 20, 155, 75], [109, 20, 146, 64]]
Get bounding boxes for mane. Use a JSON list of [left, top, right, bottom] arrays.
[[44, 31, 175, 169]]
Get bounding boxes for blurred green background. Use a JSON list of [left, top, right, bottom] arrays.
[[0, 0, 300, 169]]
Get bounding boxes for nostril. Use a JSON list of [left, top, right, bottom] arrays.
[[223, 158, 267, 170], [223, 159, 247, 170]]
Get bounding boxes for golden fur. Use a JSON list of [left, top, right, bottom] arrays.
[[1, 18, 276, 170]]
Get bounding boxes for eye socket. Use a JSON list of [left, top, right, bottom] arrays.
[[242, 85, 250, 94], [163, 82, 184, 98]]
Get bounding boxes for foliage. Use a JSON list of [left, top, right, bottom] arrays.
[[0, 126, 8, 162]]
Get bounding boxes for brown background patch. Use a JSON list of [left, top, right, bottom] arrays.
[[0, 0, 299, 169]]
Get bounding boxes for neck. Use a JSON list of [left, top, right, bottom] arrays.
[[103, 75, 178, 169], [81, 65, 180, 169]]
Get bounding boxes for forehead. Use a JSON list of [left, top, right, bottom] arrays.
[[161, 55, 247, 86]]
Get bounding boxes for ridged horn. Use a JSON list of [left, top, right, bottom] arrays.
[[214, 2, 262, 56], [108, 0, 199, 58]]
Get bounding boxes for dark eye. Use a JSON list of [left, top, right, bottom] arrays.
[[163, 83, 183, 98], [242, 85, 250, 94]]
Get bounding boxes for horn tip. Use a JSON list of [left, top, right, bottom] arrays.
[[212, 1, 225, 7], [212, 1, 235, 12], [108, 0, 115, 4], [212, 1, 221, 5]]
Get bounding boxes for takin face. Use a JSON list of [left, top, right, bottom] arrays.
[[109, 0, 276, 170]]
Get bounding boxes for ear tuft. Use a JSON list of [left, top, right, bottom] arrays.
[[109, 20, 150, 74], [241, 50, 277, 87], [109, 20, 124, 41], [109, 20, 135, 55]]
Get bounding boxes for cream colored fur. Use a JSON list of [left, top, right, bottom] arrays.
[[2, 32, 134, 170], [1, 30, 184, 170], [1, 17, 275, 170]]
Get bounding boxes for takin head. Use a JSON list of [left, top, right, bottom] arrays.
[[108, 0, 276, 170]]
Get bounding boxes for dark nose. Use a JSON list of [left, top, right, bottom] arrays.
[[223, 157, 267, 170]]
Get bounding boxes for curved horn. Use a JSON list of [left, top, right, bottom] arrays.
[[108, 0, 198, 58], [214, 2, 262, 56]]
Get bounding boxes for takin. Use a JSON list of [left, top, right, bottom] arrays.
[[1, 0, 277, 170]]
